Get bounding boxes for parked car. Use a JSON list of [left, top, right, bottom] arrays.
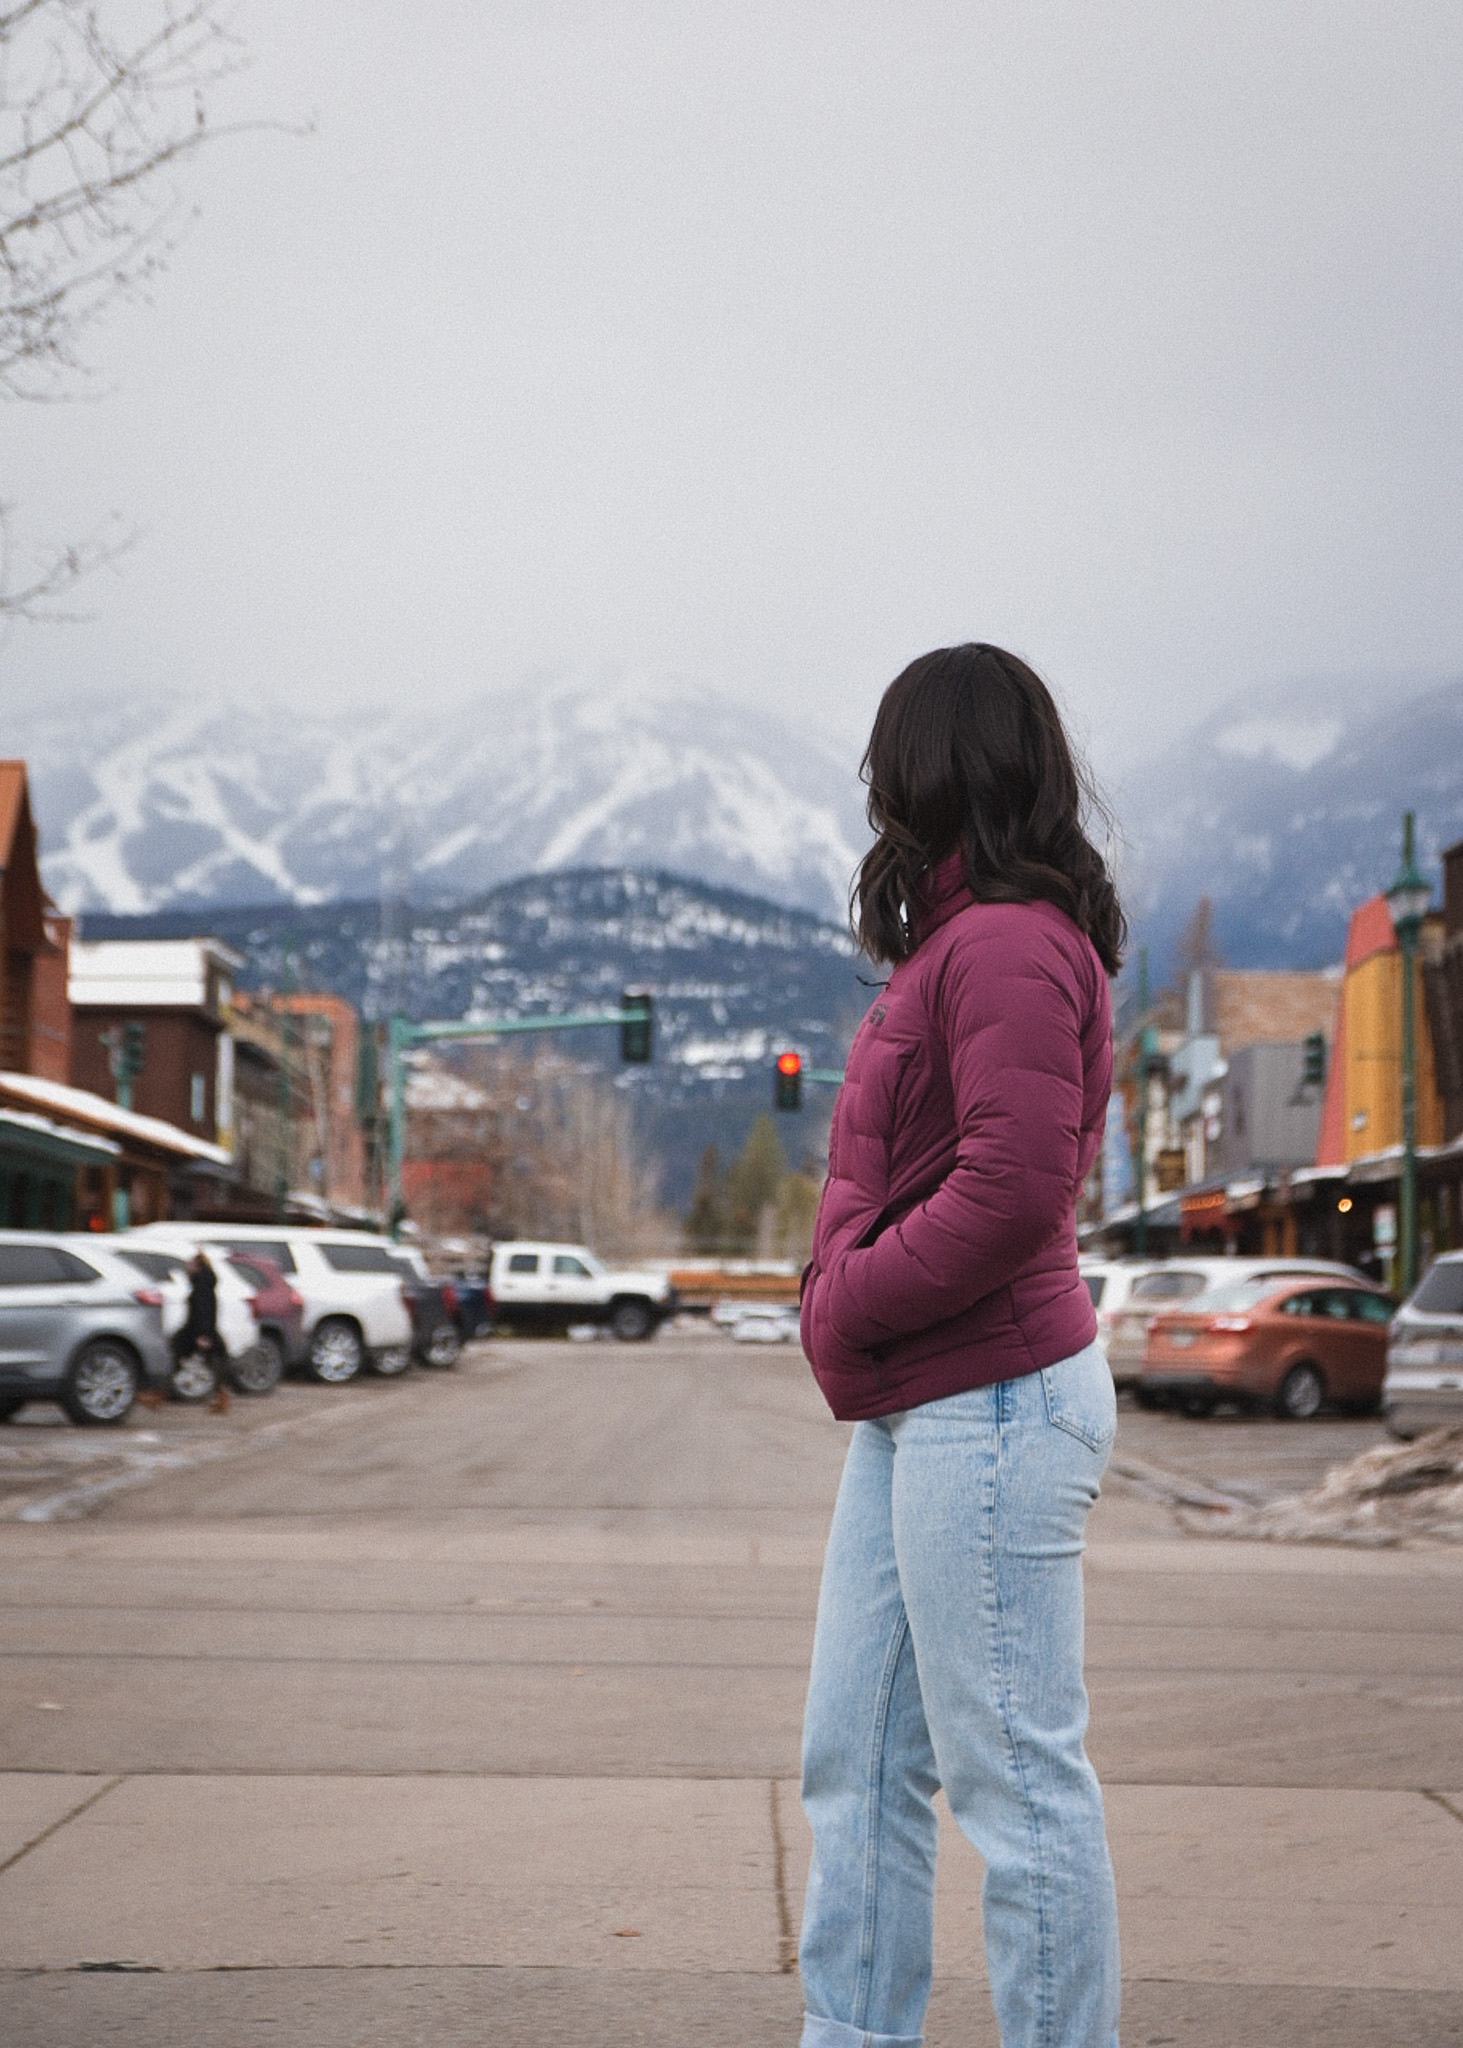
[[451, 1275, 494, 1339], [131, 1225, 413, 1383], [220, 1253, 306, 1392], [104, 1240, 272, 1400], [1080, 1259, 1160, 1367], [0, 1232, 171, 1425], [1138, 1274, 1396, 1418], [1383, 1252, 1463, 1439], [485, 1242, 677, 1340], [388, 1246, 464, 1368], [730, 1302, 801, 1344], [1103, 1256, 1369, 1388]]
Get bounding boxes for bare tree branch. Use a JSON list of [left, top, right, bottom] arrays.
[[0, 1, 287, 617], [0, 497, 134, 621]]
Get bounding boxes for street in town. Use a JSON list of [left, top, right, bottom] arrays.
[[1, 1330, 1461, 2047]]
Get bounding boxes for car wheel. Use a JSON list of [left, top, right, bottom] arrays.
[[370, 1344, 412, 1377], [307, 1318, 365, 1384], [1133, 1386, 1163, 1410], [1276, 1361, 1325, 1420], [609, 1299, 654, 1342], [227, 1335, 285, 1397], [169, 1349, 220, 1404], [424, 1323, 462, 1369], [61, 1340, 140, 1426], [1177, 1389, 1216, 1419], [0, 1394, 26, 1423]]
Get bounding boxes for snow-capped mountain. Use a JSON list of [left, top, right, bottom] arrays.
[[16, 673, 869, 924], [82, 867, 870, 1207], [18, 664, 1462, 977], [1117, 674, 1463, 971]]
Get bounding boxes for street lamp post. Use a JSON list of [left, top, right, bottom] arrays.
[[1385, 811, 1432, 1297]]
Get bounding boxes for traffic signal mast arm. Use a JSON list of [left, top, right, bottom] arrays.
[[387, 997, 652, 1224]]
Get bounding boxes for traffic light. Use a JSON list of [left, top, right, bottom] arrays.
[[774, 1050, 802, 1112], [121, 1019, 146, 1082], [620, 990, 653, 1064], [1302, 1031, 1326, 1087]]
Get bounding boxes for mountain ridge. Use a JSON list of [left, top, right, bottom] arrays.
[[20, 673, 869, 925], [19, 667, 1463, 977]]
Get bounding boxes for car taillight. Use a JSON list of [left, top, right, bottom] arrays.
[[1208, 1315, 1253, 1333], [442, 1282, 459, 1314], [484, 1285, 496, 1306], [132, 1286, 164, 1307]]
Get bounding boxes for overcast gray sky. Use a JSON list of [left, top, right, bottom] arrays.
[[5, 0, 1462, 773]]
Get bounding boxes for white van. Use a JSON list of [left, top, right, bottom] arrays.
[[131, 1224, 413, 1383]]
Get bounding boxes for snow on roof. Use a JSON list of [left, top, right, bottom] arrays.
[[68, 936, 243, 1010], [0, 1107, 120, 1162], [0, 1071, 232, 1164]]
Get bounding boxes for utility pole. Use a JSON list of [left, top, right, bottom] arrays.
[[1385, 813, 1432, 1295]]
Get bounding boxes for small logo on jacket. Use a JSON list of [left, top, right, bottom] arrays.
[[871, 1004, 887, 1025]]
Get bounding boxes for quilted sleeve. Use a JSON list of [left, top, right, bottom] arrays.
[[820, 919, 1087, 1349]]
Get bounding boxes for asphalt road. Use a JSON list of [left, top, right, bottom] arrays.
[[1, 1329, 1461, 2046]]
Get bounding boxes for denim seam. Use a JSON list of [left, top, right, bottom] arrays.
[[987, 1388, 1055, 2048], [1040, 1365, 1113, 1454], [853, 1600, 912, 2034]]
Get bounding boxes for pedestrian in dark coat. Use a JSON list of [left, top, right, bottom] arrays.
[[172, 1250, 218, 1366], [797, 645, 1126, 2048]]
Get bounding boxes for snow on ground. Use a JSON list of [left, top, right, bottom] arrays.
[[1181, 1428, 1463, 1547]]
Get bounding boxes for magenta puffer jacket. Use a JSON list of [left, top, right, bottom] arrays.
[[800, 856, 1112, 1421]]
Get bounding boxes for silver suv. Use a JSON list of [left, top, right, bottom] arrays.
[[0, 1232, 172, 1425], [1383, 1253, 1463, 1439]]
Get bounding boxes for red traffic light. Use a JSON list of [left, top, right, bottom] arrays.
[[774, 1049, 802, 1111]]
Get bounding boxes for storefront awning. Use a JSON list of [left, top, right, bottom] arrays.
[[0, 1108, 120, 1172]]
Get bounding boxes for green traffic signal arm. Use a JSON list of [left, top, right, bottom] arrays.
[[392, 1009, 640, 1045], [386, 1007, 651, 1224]]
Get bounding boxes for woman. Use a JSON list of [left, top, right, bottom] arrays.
[[798, 644, 1125, 2048]]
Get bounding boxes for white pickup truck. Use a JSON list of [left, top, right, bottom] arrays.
[[485, 1242, 677, 1341]]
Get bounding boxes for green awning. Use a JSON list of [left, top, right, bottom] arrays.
[[0, 1109, 119, 1173]]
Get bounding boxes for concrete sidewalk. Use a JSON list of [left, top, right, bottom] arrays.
[[2, 1341, 1462, 2044]]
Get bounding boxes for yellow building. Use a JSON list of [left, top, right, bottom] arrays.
[[1317, 894, 1444, 1165]]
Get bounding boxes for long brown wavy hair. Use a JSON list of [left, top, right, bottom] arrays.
[[852, 643, 1125, 973]]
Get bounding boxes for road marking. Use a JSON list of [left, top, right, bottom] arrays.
[[0, 1776, 125, 1878], [768, 1778, 796, 1973]]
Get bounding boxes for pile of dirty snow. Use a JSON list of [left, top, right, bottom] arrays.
[[1182, 1427, 1463, 1547]]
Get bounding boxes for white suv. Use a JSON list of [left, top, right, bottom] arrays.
[[132, 1225, 414, 1383], [487, 1242, 676, 1341], [1101, 1255, 1368, 1388]]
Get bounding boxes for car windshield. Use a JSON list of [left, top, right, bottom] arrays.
[[1131, 1270, 1208, 1302], [1409, 1262, 1463, 1317], [1191, 1278, 1288, 1313], [117, 1249, 185, 1282]]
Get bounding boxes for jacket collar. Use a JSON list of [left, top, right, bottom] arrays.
[[915, 849, 973, 943]]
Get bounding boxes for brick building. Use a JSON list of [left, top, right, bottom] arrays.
[[68, 937, 240, 1145]]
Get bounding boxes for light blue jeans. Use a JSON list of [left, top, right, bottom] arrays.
[[799, 1342, 1121, 2048]]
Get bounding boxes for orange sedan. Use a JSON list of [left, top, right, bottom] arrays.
[[1137, 1276, 1396, 1419]]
